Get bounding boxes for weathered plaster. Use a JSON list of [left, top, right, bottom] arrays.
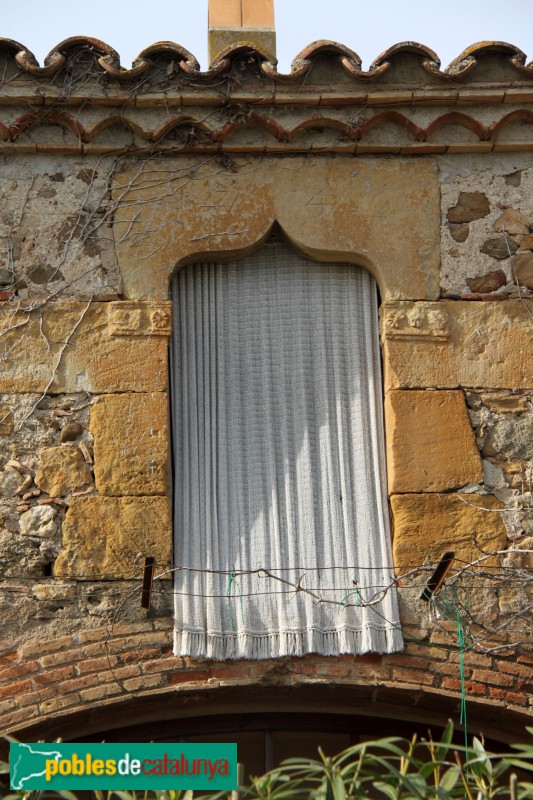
[[441, 167, 533, 293]]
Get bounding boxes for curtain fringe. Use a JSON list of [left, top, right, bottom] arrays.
[[174, 626, 404, 660]]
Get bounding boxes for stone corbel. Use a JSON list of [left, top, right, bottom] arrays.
[[381, 301, 449, 342], [108, 301, 172, 337]]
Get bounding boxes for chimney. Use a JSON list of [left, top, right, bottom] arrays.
[[208, 0, 276, 64]]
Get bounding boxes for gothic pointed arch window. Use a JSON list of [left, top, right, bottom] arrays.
[[170, 241, 402, 659]]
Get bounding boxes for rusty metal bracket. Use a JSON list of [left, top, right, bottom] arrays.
[[141, 556, 155, 610], [420, 551, 455, 602]]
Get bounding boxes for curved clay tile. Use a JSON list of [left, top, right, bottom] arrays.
[[276, 40, 389, 82], [370, 41, 439, 68], [447, 41, 532, 78], [357, 111, 423, 142], [218, 113, 287, 143], [262, 41, 389, 83], [84, 116, 149, 143], [425, 112, 487, 142], [199, 42, 277, 80], [1, 36, 533, 82], [368, 41, 469, 81], [366, 41, 470, 81], [153, 116, 217, 144], [9, 42, 66, 79], [52, 36, 122, 79], [294, 40, 363, 63], [52, 36, 121, 63], [15, 50, 65, 78], [8, 109, 84, 142], [288, 116, 354, 142], [101, 41, 200, 79], [489, 109, 533, 140]]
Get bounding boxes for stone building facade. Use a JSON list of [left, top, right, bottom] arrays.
[[0, 28, 532, 760]]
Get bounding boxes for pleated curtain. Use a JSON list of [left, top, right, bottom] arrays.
[[171, 244, 403, 659]]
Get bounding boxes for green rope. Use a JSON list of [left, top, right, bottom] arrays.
[[432, 587, 469, 765], [453, 588, 469, 764], [338, 585, 361, 610]]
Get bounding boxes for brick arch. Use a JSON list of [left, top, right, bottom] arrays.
[[3, 623, 532, 743]]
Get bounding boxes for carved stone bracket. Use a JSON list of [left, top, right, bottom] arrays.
[[381, 301, 450, 342], [108, 301, 172, 337]]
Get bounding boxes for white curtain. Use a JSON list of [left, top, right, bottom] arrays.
[[171, 245, 402, 659]]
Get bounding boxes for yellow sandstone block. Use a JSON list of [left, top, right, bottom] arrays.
[[0, 302, 171, 394], [385, 390, 482, 492], [54, 496, 172, 579], [382, 301, 532, 390], [90, 393, 169, 497], [391, 493, 507, 574]]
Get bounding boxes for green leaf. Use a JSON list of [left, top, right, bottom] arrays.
[[331, 773, 347, 800], [419, 761, 440, 780], [440, 765, 461, 792], [437, 721, 454, 762], [408, 773, 428, 796], [468, 737, 492, 781], [474, 740, 488, 763], [374, 780, 399, 800]]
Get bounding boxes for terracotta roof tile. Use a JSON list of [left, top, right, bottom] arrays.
[[0, 37, 532, 83]]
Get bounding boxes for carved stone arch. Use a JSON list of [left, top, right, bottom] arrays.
[[111, 156, 440, 301], [170, 218, 382, 292]]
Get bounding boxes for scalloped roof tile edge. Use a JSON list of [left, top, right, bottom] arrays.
[[1, 38, 532, 83]]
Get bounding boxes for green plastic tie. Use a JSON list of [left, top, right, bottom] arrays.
[[453, 587, 469, 764], [338, 584, 360, 610]]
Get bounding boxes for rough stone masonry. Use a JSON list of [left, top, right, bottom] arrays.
[[0, 37, 531, 740]]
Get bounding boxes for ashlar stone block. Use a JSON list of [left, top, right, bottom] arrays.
[[385, 390, 482, 493], [382, 301, 532, 390], [0, 302, 171, 394], [90, 393, 169, 496], [391, 493, 508, 574], [54, 496, 172, 579]]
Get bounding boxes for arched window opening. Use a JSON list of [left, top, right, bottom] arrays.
[[170, 242, 401, 659]]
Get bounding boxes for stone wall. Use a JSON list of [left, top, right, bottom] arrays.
[[0, 39, 532, 740]]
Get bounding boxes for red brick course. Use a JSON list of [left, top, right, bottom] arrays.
[[33, 666, 76, 687], [0, 679, 32, 701], [489, 687, 529, 705], [391, 668, 436, 686], [0, 652, 18, 668], [496, 661, 533, 678], [1, 623, 531, 736], [441, 678, 486, 695], [0, 661, 39, 683], [77, 655, 118, 674], [472, 669, 515, 687], [167, 669, 210, 685]]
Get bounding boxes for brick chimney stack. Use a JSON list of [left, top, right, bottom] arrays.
[[208, 0, 276, 63]]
